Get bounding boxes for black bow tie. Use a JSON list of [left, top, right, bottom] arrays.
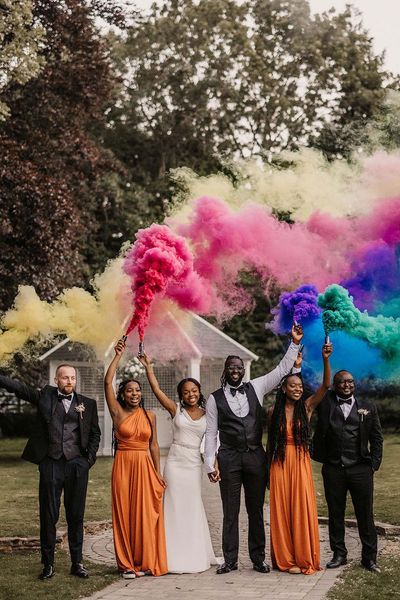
[[338, 397, 352, 405], [58, 394, 73, 402], [230, 385, 245, 397]]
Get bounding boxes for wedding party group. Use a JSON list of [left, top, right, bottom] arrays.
[[0, 323, 383, 581]]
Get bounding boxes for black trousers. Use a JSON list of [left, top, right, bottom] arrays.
[[322, 462, 377, 563], [218, 446, 268, 565], [39, 456, 90, 565]]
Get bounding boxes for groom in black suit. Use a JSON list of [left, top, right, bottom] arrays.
[[312, 370, 383, 573], [0, 364, 101, 580]]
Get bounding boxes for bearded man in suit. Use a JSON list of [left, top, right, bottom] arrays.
[[0, 364, 101, 580], [312, 370, 383, 573]]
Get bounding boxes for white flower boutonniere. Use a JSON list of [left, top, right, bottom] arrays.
[[75, 403, 85, 420], [358, 408, 370, 422]]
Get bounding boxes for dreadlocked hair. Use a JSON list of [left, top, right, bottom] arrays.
[[268, 374, 310, 465], [112, 379, 153, 454], [177, 378, 206, 410], [220, 355, 245, 387]]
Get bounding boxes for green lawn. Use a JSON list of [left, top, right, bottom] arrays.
[[312, 434, 400, 525], [1, 435, 399, 539], [0, 549, 118, 600], [0, 438, 114, 537], [327, 556, 400, 600]]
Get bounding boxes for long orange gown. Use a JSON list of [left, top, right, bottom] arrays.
[[269, 423, 321, 575], [111, 409, 168, 576]]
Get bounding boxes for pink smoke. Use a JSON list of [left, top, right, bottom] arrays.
[[123, 224, 210, 339], [124, 193, 400, 338], [171, 196, 350, 291]]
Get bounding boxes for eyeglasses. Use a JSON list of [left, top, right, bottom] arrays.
[[336, 379, 354, 385], [226, 365, 245, 372]]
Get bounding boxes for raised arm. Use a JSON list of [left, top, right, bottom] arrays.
[[0, 375, 40, 405], [104, 339, 126, 424], [305, 342, 333, 413], [138, 353, 176, 417], [252, 324, 304, 399]]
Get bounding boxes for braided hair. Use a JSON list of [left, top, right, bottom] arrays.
[[177, 378, 206, 410], [268, 374, 310, 465], [112, 379, 153, 453], [220, 355, 245, 388]]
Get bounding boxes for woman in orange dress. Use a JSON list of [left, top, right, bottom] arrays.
[[104, 339, 168, 579], [268, 342, 332, 575]]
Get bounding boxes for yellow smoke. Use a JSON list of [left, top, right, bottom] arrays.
[[170, 148, 400, 222], [0, 258, 131, 363]]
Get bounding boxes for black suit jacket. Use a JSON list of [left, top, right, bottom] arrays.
[[0, 375, 101, 466], [311, 390, 383, 471]]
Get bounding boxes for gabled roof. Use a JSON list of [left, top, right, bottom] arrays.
[[39, 312, 258, 362]]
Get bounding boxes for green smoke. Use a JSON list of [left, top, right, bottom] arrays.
[[318, 284, 400, 359]]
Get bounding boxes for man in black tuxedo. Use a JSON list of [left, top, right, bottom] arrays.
[[0, 364, 101, 580], [204, 325, 303, 574], [312, 370, 383, 573]]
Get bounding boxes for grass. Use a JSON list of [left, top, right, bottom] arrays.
[[0, 438, 114, 537], [0, 549, 118, 600], [326, 555, 400, 600], [312, 434, 400, 525], [1, 436, 399, 537]]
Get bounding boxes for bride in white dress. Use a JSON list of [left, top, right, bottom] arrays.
[[139, 353, 218, 573]]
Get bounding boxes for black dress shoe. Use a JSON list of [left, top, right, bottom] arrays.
[[253, 561, 271, 573], [362, 560, 381, 574], [39, 564, 54, 580], [216, 562, 238, 574], [70, 563, 89, 578], [326, 554, 347, 569]]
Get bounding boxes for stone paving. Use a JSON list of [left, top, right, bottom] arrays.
[[82, 468, 376, 600]]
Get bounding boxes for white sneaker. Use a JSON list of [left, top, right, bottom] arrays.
[[121, 570, 136, 579]]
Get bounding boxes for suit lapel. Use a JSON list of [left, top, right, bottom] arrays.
[[51, 388, 59, 416], [76, 394, 86, 439]]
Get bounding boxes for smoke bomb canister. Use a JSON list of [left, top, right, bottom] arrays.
[[121, 335, 128, 343], [138, 341, 145, 357], [325, 334, 330, 344]]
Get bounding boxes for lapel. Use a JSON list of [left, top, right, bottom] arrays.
[[327, 391, 338, 426], [75, 393, 86, 438], [51, 387, 60, 417]]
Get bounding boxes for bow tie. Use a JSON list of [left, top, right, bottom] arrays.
[[337, 397, 352, 405], [230, 385, 245, 397], [58, 394, 73, 402]]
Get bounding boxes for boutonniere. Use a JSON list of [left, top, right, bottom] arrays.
[[75, 403, 85, 419], [358, 408, 369, 422]]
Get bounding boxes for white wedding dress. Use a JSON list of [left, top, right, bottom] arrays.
[[163, 407, 219, 573]]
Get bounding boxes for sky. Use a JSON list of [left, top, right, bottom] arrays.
[[132, 0, 400, 74]]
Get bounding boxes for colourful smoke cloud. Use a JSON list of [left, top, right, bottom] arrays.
[[2, 147, 400, 380], [0, 258, 130, 362]]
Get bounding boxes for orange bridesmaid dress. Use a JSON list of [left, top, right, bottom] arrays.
[[111, 409, 168, 576], [269, 423, 321, 575]]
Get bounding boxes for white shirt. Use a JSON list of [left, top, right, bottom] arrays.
[[336, 394, 355, 420], [204, 342, 301, 473], [58, 391, 74, 413]]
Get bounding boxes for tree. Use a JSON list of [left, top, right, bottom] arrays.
[[0, 0, 44, 120], [104, 0, 387, 189], [0, 0, 121, 311]]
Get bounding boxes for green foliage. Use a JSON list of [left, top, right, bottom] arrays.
[[106, 0, 387, 177], [0, 0, 45, 120], [0, 1, 120, 311]]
